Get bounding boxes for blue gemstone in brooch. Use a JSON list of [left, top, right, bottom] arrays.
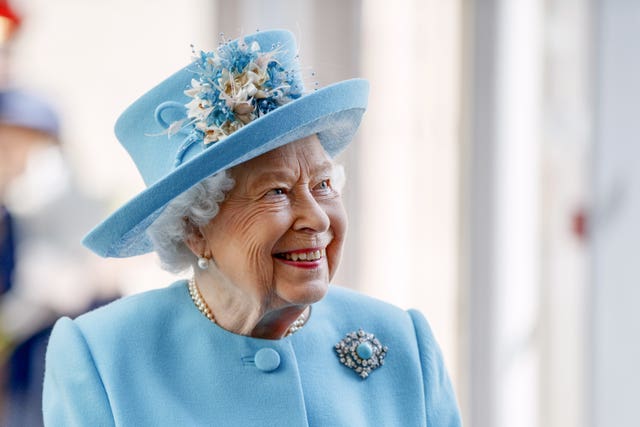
[[335, 329, 388, 379]]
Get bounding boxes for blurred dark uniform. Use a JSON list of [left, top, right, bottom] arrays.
[[0, 206, 15, 295], [0, 88, 60, 427]]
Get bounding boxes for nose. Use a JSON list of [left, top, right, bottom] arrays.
[[292, 190, 330, 233]]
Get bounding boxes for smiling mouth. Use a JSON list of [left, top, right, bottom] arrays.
[[274, 248, 327, 262]]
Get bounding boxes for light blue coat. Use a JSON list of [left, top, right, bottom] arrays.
[[43, 282, 462, 426]]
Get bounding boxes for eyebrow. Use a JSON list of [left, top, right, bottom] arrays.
[[248, 160, 335, 186], [308, 160, 335, 178]]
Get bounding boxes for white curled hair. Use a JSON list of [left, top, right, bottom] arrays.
[[147, 171, 235, 273]]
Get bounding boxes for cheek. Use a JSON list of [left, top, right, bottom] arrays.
[[210, 205, 291, 274], [325, 200, 348, 278]]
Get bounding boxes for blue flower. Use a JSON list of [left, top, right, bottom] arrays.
[[178, 37, 302, 145]]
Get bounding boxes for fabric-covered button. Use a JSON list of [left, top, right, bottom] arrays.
[[255, 348, 281, 372]]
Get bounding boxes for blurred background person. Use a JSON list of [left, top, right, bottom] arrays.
[[0, 1, 118, 425], [0, 87, 58, 427]]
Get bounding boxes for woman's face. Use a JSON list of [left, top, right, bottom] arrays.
[[198, 135, 347, 310]]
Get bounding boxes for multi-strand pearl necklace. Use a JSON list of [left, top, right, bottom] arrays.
[[188, 277, 215, 322], [188, 278, 308, 337]]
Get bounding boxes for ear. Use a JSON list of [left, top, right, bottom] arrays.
[[183, 218, 208, 258]]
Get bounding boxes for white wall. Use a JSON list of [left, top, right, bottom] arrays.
[[591, 1, 640, 426], [464, 0, 544, 425], [539, 1, 591, 426]]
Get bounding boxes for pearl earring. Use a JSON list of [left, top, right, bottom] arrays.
[[197, 256, 209, 270]]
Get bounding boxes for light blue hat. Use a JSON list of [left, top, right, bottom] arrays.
[[83, 29, 369, 258]]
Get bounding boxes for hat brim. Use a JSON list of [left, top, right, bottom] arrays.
[[82, 79, 369, 257]]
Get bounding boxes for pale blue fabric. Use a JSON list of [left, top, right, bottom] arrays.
[[43, 283, 462, 426]]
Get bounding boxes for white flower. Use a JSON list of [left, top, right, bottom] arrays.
[[184, 79, 207, 98], [186, 98, 212, 121]]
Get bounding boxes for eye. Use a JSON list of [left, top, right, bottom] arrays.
[[266, 188, 286, 197], [313, 179, 331, 191]]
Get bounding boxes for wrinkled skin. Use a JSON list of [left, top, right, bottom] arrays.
[[186, 135, 347, 339]]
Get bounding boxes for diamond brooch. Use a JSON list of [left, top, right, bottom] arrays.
[[335, 329, 388, 379]]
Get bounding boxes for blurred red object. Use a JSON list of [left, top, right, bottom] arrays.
[[571, 207, 588, 242], [0, 1, 21, 43]]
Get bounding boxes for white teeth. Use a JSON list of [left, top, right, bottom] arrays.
[[282, 249, 326, 261]]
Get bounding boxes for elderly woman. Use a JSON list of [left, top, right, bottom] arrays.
[[43, 30, 461, 426]]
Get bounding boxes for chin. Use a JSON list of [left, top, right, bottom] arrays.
[[278, 279, 330, 306]]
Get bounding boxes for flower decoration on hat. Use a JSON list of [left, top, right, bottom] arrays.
[[179, 37, 303, 146]]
